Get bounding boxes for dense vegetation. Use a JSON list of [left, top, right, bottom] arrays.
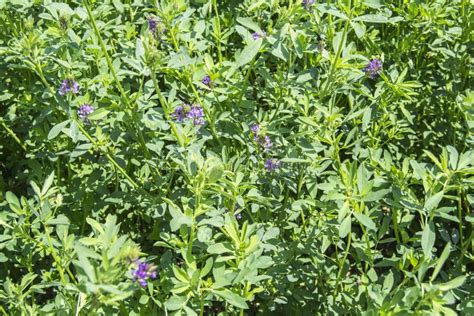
[[0, 0, 472, 314]]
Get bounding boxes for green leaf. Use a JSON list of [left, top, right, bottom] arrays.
[[430, 242, 451, 282], [207, 243, 233, 255], [206, 163, 224, 184], [446, 146, 459, 170], [139, 295, 149, 305], [135, 38, 144, 60], [382, 271, 394, 293], [424, 191, 444, 211], [236, 17, 261, 32], [236, 39, 262, 68], [112, 0, 124, 13], [212, 289, 248, 309], [421, 221, 436, 257], [316, 4, 348, 20], [74, 245, 96, 282], [339, 216, 352, 238], [5, 191, 21, 213], [88, 108, 110, 121], [48, 120, 70, 140], [86, 218, 105, 235], [280, 158, 311, 163], [362, 106, 372, 131], [353, 212, 376, 231], [437, 275, 466, 291], [165, 295, 188, 311], [47, 2, 74, 15], [400, 105, 414, 124], [350, 21, 366, 38], [41, 172, 55, 196], [363, 189, 389, 202], [200, 257, 214, 278], [298, 116, 319, 127], [353, 14, 389, 23], [332, 31, 346, 56]]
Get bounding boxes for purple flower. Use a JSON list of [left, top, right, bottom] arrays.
[[251, 124, 260, 138], [235, 213, 242, 220], [262, 135, 272, 150], [187, 105, 205, 126], [252, 31, 266, 40], [131, 260, 157, 287], [202, 75, 211, 87], [363, 59, 383, 79], [250, 123, 272, 150], [148, 17, 158, 37], [172, 104, 205, 126], [302, 0, 315, 9], [264, 158, 281, 172], [59, 79, 79, 96], [172, 105, 186, 122], [77, 104, 94, 123]]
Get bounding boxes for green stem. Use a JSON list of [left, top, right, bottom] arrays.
[[212, 0, 223, 64], [188, 188, 201, 252], [199, 295, 205, 316], [150, 71, 185, 147], [33, 60, 55, 95], [0, 119, 27, 151], [84, 2, 130, 109], [76, 121, 141, 190], [84, 1, 151, 159], [237, 58, 257, 107], [360, 224, 373, 270], [392, 208, 401, 244], [187, 77, 222, 144], [321, 0, 352, 97], [457, 189, 464, 260], [333, 232, 351, 298], [43, 224, 67, 285]]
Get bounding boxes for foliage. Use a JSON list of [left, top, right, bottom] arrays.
[[0, 0, 473, 314]]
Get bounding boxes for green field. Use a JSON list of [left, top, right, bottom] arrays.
[[0, 0, 473, 314]]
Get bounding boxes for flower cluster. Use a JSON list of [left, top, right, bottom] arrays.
[[202, 75, 212, 87], [363, 58, 383, 79], [251, 124, 272, 150], [172, 104, 205, 126], [58, 79, 79, 96], [264, 158, 281, 172], [147, 16, 167, 40], [77, 104, 94, 123], [252, 31, 266, 40], [233, 204, 242, 220], [251, 123, 280, 172], [131, 260, 157, 287], [148, 16, 160, 38], [302, 0, 315, 9]]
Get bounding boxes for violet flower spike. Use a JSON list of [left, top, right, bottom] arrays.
[[77, 104, 94, 123], [302, 0, 315, 9], [264, 158, 281, 172], [251, 123, 260, 139], [172, 105, 186, 122], [187, 105, 205, 126], [262, 135, 272, 150], [148, 17, 158, 37], [252, 31, 266, 40], [202, 75, 211, 87], [59, 79, 79, 96], [363, 59, 383, 79], [250, 124, 260, 136], [131, 261, 157, 287]]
